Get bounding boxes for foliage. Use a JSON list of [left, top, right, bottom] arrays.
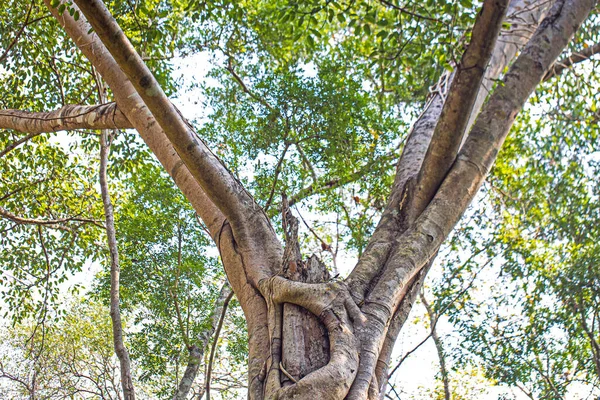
[[0, 297, 154, 399]]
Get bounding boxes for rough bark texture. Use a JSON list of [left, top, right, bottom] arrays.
[[0, 103, 131, 159], [280, 206, 330, 386], [0, 103, 131, 134]]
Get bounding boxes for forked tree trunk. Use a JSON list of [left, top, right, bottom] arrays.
[[4, 0, 595, 399]]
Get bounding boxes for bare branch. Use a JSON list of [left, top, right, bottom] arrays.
[[289, 151, 396, 207], [377, 0, 442, 23], [420, 291, 450, 400], [98, 72, 135, 400], [0, 206, 102, 230], [263, 143, 291, 213], [544, 42, 600, 80]]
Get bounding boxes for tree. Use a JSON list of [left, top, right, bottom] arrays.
[[1, 0, 598, 399]]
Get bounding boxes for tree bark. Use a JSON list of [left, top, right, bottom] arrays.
[[43, 2, 276, 396], [375, 0, 554, 393]]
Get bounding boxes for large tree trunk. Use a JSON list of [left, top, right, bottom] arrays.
[[4, 0, 594, 398]]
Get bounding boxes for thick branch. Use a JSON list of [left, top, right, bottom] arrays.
[[45, 6, 274, 396], [374, 0, 554, 393], [74, 0, 256, 231], [43, 2, 224, 236], [350, 0, 596, 397], [413, 0, 509, 216], [346, 90, 447, 303], [0, 103, 132, 134], [74, 0, 280, 285]]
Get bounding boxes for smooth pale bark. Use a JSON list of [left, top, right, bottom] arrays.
[[73, 0, 281, 287], [43, 2, 274, 395]]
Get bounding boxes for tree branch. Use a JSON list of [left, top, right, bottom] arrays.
[[289, 151, 396, 207], [420, 291, 450, 400], [349, 0, 596, 397], [413, 0, 509, 217], [0, 0, 34, 64], [98, 72, 136, 400], [0, 103, 132, 135], [544, 42, 600, 80], [375, 0, 554, 394], [174, 284, 233, 400], [73, 0, 280, 285], [205, 289, 234, 400], [377, 0, 442, 23], [0, 206, 102, 230], [225, 57, 275, 113], [74, 0, 255, 230], [43, 0, 226, 239]]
